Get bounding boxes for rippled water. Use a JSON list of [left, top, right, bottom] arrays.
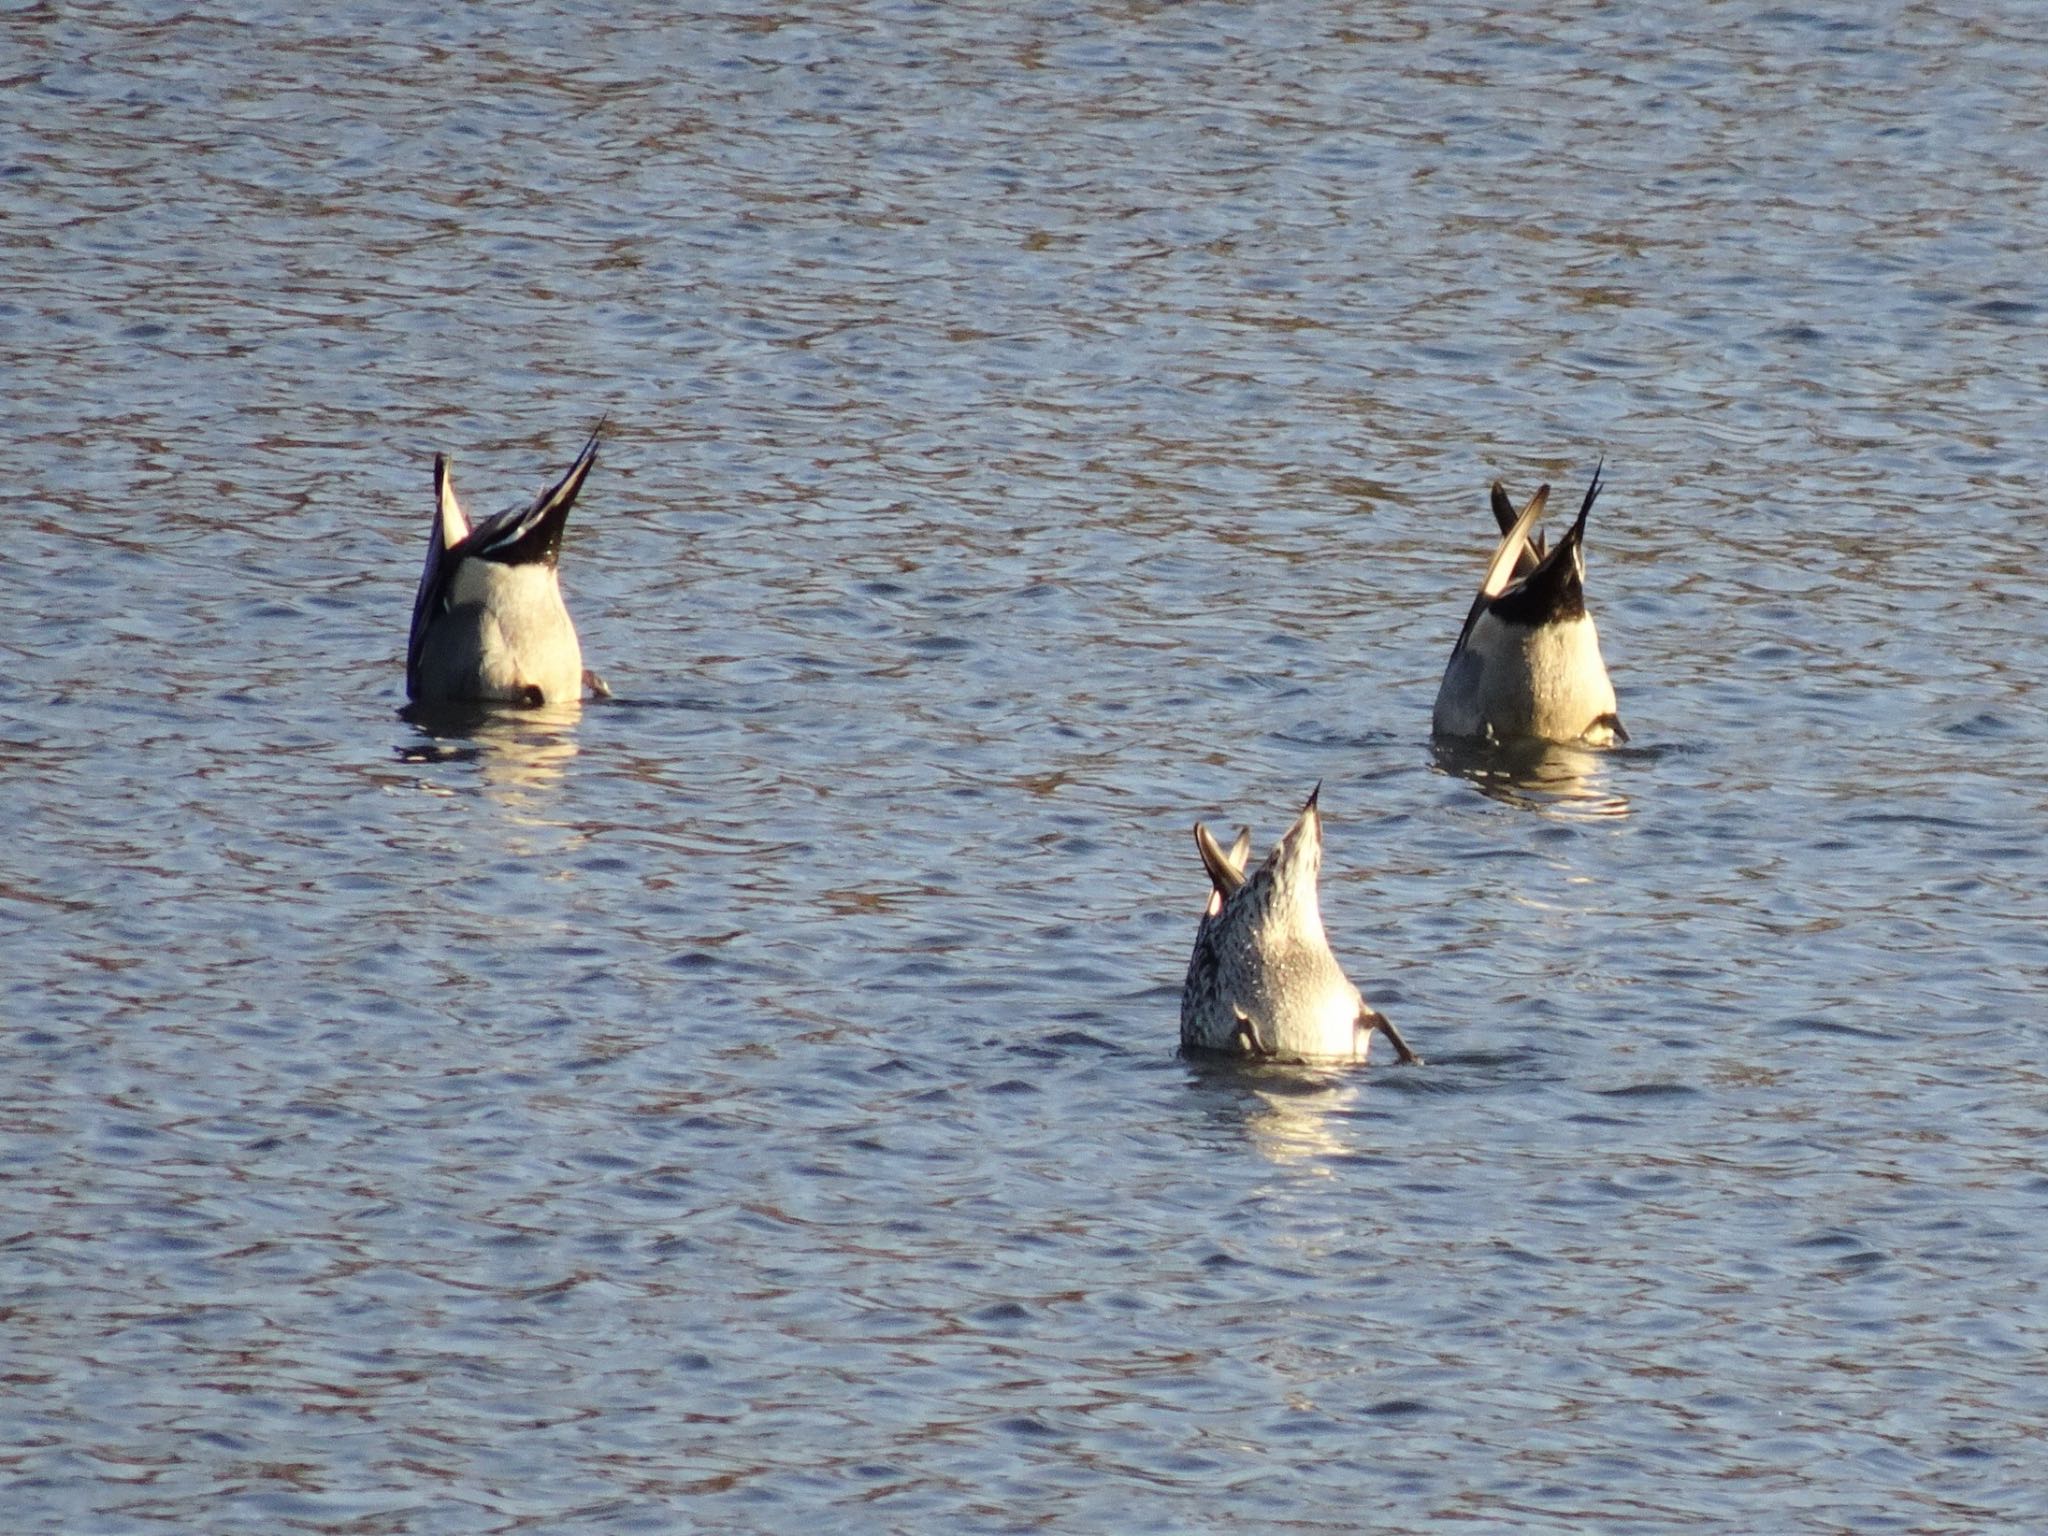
[[8, 2, 2048, 1531]]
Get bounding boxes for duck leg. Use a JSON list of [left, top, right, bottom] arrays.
[[1365, 1008, 1423, 1066], [1230, 1009, 1275, 1059]]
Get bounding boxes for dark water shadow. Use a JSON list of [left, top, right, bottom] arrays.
[[398, 696, 589, 733]]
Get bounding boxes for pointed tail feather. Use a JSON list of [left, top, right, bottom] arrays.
[[1265, 782, 1327, 882], [1518, 462, 1604, 612], [472, 427, 603, 568], [1557, 459, 1604, 562]]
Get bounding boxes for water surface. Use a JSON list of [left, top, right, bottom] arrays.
[[7, 2, 2048, 1531]]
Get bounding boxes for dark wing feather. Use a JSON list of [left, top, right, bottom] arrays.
[[406, 454, 461, 697]]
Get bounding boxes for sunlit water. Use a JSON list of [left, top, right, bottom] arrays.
[[7, 2, 2048, 1531]]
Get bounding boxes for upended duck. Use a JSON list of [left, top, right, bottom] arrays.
[[407, 425, 607, 707], [1181, 786, 1420, 1066], [1431, 466, 1625, 747]]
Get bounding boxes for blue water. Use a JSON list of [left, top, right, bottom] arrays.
[[7, 2, 2048, 1531]]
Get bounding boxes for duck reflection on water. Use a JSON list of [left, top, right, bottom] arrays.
[[1430, 733, 1633, 819], [396, 700, 584, 813]]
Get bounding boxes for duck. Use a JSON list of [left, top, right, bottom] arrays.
[[1431, 465, 1625, 747], [1180, 785, 1420, 1065], [407, 425, 607, 707]]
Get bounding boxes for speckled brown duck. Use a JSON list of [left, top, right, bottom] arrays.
[[1180, 786, 1420, 1066]]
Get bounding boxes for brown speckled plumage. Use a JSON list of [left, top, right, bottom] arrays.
[[1180, 787, 1418, 1066]]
